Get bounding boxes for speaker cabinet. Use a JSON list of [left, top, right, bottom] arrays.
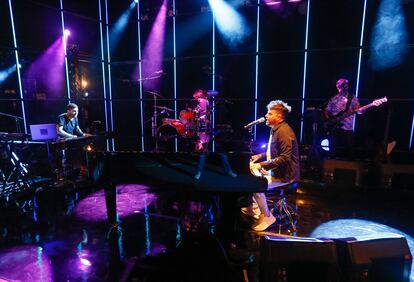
[[260, 236, 340, 282], [323, 159, 364, 187], [335, 235, 412, 282]]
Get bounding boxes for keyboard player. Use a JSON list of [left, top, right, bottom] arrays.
[[57, 103, 86, 138], [56, 103, 89, 181]]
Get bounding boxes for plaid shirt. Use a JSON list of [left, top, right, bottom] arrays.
[[326, 93, 359, 131]]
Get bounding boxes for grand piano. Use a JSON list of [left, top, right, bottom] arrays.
[[89, 151, 267, 238]]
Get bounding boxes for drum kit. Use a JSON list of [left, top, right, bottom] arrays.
[[147, 91, 211, 143], [157, 108, 209, 141]]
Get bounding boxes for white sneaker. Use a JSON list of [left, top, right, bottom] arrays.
[[252, 213, 276, 231], [241, 203, 261, 220]]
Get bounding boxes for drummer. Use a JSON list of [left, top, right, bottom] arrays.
[[193, 89, 209, 119], [192, 89, 210, 151]]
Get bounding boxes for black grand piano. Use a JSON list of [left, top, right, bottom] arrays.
[[89, 151, 267, 238]]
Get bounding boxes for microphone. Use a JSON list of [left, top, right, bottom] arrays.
[[244, 117, 265, 129]]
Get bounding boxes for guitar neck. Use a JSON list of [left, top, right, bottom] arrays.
[[335, 101, 375, 121]]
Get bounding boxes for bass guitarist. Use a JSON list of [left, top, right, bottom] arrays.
[[324, 78, 361, 159]]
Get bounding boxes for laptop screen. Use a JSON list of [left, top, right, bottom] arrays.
[[30, 124, 58, 141]]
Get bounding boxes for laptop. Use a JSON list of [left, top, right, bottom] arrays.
[[30, 123, 58, 141]]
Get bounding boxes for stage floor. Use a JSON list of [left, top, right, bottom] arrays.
[[0, 178, 413, 281]]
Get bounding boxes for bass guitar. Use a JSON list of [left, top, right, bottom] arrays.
[[324, 96, 388, 133]]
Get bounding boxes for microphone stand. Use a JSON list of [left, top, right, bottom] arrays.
[[246, 127, 254, 153], [0, 112, 24, 133]]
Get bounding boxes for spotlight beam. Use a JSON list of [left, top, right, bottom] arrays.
[[208, 0, 251, 48]]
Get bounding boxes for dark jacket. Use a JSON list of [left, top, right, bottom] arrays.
[[258, 122, 300, 182]]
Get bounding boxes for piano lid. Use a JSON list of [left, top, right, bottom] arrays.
[[91, 151, 267, 194]]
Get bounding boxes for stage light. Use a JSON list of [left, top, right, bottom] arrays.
[[208, 0, 251, 48], [79, 258, 92, 267], [369, 0, 408, 70], [136, 0, 167, 91], [134, 0, 138, 3], [81, 79, 88, 88], [24, 36, 66, 96], [321, 138, 330, 151], [108, 1, 136, 53], [83, 92, 89, 97], [0, 64, 17, 84], [311, 219, 414, 281], [83, 143, 94, 152], [64, 29, 71, 37]]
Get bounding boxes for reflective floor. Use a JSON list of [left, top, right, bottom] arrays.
[[1, 176, 414, 281]]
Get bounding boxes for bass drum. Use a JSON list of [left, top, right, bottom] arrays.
[[157, 124, 184, 141]]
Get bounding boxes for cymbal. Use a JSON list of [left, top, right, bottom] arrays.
[[146, 90, 164, 98], [154, 105, 175, 112]]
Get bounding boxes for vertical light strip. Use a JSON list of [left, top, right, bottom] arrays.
[[173, 0, 178, 152], [60, 0, 71, 101], [137, 1, 144, 151], [253, 0, 260, 140], [212, 10, 216, 152], [105, 0, 115, 151], [410, 112, 414, 149], [353, 0, 368, 131], [299, 0, 310, 143], [8, 0, 27, 134], [98, 0, 110, 151]]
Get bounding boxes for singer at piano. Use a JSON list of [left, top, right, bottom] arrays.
[[57, 103, 86, 139], [246, 100, 300, 231]]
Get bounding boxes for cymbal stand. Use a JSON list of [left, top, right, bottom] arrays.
[[152, 95, 159, 152], [152, 94, 158, 138]]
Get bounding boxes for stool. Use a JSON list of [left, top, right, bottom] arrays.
[[267, 182, 298, 234]]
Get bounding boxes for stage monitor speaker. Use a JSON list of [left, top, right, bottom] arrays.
[[334, 234, 412, 282], [260, 236, 340, 282], [323, 159, 363, 187]]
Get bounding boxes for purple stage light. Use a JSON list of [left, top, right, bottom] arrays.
[[0, 246, 53, 282], [134, 0, 167, 90], [74, 184, 156, 222], [24, 36, 66, 97], [79, 258, 92, 267], [64, 29, 71, 37]]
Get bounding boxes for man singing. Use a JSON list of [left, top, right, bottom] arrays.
[[247, 100, 300, 231]]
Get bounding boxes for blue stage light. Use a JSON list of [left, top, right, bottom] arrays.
[[0, 65, 17, 84], [208, 0, 251, 48], [311, 219, 414, 281], [369, 0, 408, 70], [321, 138, 330, 152]]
